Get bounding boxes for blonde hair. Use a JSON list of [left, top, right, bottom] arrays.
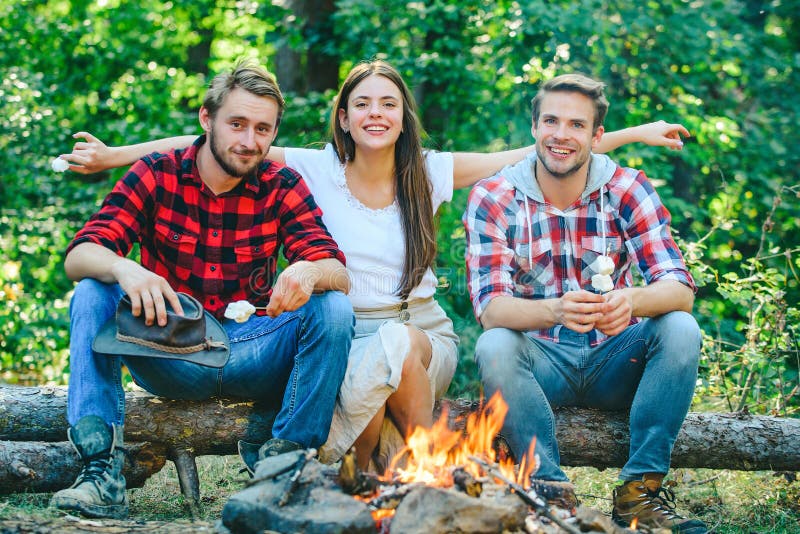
[[203, 59, 285, 125]]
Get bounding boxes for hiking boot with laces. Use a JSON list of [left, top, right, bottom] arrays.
[[612, 474, 707, 533], [528, 479, 579, 511], [50, 415, 128, 519]]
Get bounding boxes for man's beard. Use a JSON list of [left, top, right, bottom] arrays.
[[535, 145, 588, 179], [208, 129, 263, 178]]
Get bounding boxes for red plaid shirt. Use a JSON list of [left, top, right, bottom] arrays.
[[67, 135, 345, 319]]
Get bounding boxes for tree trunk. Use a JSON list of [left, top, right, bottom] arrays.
[[273, 0, 339, 94], [1, 386, 797, 496]]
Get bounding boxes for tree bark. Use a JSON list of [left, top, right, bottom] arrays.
[[1, 386, 797, 495], [0, 440, 167, 493], [437, 399, 800, 472]]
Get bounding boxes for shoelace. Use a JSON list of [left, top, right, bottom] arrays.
[[643, 485, 686, 519], [78, 447, 129, 483], [78, 455, 114, 483]]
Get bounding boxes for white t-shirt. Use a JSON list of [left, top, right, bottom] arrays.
[[284, 144, 454, 308]]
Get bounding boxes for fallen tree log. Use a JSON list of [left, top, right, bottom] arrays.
[[0, 440, 167, 493], [1, 386, 798, 497], [440, 399, 800, 472]]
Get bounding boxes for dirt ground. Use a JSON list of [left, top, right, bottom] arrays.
[[0, 515, 219, 534]]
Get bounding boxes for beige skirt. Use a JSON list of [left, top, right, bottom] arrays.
[[318, 297, 459, 466]]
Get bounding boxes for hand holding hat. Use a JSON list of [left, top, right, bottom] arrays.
[[93, 292, 230, 368]]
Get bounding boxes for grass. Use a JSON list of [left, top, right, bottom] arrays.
[[567, 467, 800, 533], [1, 457, 798, 533]]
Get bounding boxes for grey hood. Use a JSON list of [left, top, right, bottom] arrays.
[[503, 151, 619, 204]]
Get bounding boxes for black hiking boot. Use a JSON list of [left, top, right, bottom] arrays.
[[50, 415, 128, 519]]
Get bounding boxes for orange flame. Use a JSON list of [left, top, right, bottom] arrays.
[[387, 391, 537, 488], [630, 517, 639, 530]]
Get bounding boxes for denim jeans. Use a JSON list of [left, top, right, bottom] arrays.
[[475, 312, 701, 482], [67, 278, 354, 448]]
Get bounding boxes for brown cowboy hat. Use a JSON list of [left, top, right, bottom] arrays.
[[92, 292, 230, 368]]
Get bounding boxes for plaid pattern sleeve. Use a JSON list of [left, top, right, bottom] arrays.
[[274, 167, 346, 266], [612, 167, 696, 292], [66, 158, 156, 259], [463, 178, 520, 320]]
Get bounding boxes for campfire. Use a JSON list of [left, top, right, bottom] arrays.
[[346, 392, 540, 527], [222, 393, 632, 534], [389, 392, 538, 487]]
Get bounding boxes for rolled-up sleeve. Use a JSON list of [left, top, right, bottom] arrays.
[[65, 160, 154, 258], [276, 168, 346, 266], [620, 171, 696, 292]]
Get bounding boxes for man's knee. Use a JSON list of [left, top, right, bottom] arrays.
[[72, 279, 118, 308], [650, 310, 702, 366], [306, 291, 354, 331], [70, 279, 121, 325], [475, 327, 527, 382]]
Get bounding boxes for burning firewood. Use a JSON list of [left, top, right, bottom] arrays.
[[337, 447, 381, 495], [470, 455, 581, 534], [452, 466, 482, 497], [362, 481, 424, 512]]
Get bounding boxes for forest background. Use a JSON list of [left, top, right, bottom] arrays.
[[1, 0, 798, 420]]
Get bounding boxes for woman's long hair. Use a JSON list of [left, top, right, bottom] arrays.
[[330, 61, 436, 300]]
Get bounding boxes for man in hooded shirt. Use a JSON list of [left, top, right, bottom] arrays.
[[462, 73, 706, 533]]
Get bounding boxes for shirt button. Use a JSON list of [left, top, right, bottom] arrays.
[[210, 266, 216, 272], [212, 231, 219, 237]]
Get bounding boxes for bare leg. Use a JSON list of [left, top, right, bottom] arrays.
[[352, 326, 434, 470], [353, 404, 385, 470], [386, 326, 433, 435]]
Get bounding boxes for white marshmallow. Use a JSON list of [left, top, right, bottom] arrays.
[[591, 274, 614, 293], [590, 255, 615, 276], [51, 157, 69, 172], [224, 300, 257, 323]]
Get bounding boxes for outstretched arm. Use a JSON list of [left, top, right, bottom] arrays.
[[60, 132, 288, 174], [596, 120, 689, 153], [60, 132, 196, 174], [452, 120, 690, 190]]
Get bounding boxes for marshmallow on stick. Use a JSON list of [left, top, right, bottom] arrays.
[[590, 255, 615, 293], [224, 300, 257, 323]]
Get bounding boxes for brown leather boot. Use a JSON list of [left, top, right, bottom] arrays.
[[612, 474, 707, 533]]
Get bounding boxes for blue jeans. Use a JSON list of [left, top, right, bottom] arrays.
[[475, 312, 701, 482], [67, 279, 354, 448]]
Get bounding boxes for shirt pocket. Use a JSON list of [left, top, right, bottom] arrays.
[[512, 238, 553, 294], [234, 235, 276, 294], [580, 234, 624, 290], [153, 219, 199, 280]]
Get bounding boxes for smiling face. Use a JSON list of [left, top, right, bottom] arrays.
[[338, 74, 404, 155], [532, 90, 604, 180], [199, 87, 279, 178]]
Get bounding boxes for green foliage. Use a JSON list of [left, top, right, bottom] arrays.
[[1, 0, 797, 416]]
